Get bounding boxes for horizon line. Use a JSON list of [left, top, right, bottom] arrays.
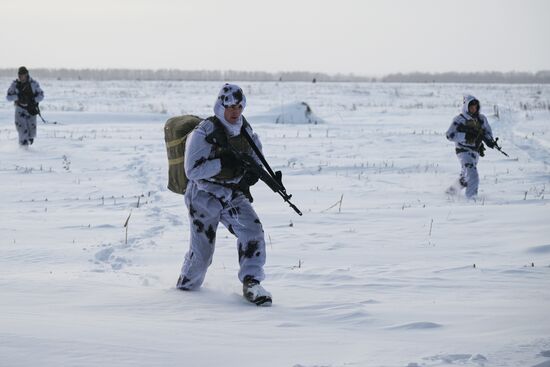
[[1, 68, 549, 84]]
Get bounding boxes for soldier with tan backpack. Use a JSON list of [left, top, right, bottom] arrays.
[[163, 84, 297, 306]]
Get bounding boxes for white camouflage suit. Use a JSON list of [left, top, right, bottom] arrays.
[[6, 77, 44, 145], [446, 95, 494, 198], [178, 84, 266, 290]]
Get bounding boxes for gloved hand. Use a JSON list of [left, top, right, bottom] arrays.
[[484, 137, 497, 149], [240, 170, 260, 186], [478, 142, 486, 157], [218, 148, 240, 170]]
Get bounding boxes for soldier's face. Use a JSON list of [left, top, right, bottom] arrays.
[[224, 104, 243, 124], [468, 103, 479, 114], [18, 74, 28, 82]]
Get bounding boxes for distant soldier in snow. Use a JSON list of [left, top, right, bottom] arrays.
[[446, 95, 497, 198], [176, 84, 272, 306], [6, 66, 44, 146]]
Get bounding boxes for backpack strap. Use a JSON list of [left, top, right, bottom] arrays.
[[207, 115, 222, 128], [166, 136, 186, 149]]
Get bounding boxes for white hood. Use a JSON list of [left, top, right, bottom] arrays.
[[461, 94, 480, 116], [213, 83, 247, 137]]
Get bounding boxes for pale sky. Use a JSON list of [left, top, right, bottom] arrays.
[[1, 0, 548, 76]]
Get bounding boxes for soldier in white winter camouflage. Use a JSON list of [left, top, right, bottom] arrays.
[[176, 84, 272, 306], [6, 66, 44, 146], [446, 95, 498, 198]]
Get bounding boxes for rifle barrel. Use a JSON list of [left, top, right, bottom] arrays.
[[496, 146, 509, 157]]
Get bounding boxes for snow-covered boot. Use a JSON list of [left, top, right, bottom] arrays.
[[445, 185, 458, 195], [243, 276, 272, 306], [446, 177, 467, 195], [176, 275, 192, 291]]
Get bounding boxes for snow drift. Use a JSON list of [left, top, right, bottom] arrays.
[[251, 101, 325, 124]]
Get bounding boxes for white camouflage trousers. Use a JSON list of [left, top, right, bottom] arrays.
[[14, 106, 37, 145], [179, 183, 266, 290], [457, 150, 480, 198]]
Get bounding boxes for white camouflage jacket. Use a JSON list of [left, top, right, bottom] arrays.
[[446, 94, 493, 150], [6, 77, 44, 105], [184, 117, 263, 201]]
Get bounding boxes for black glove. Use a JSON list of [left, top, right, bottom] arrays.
[[240, 170, 260, 186], [218, 148, 240, 170], [484, 137, 497, 149], [478, 142, 486, 157]]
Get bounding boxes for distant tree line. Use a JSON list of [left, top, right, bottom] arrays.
[[0, 68, 548, 83], [0, 68, 370, 82], [380, 71, 550, 84]]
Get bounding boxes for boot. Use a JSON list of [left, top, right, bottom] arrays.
[[176, 275, 192, 291], [243, 276, 272, 306]]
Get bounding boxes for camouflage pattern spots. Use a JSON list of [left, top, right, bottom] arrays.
[[6, 77, 44, 146], [179, 181, 266, 289], [13, 107, 37, 145], [228, 206, 241, 217], [241, 240, 259, 259], [205, 225, 216, 244], [238, 242, 244, 261], [176, 275, 193, 290], [189, 204, 197, 218], [192, 219, 204, 233], [218, 83, 246, 108], [457, 151, 479, 198]]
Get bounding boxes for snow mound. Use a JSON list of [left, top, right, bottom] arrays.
[[251, 102, 325, 124], [388, 322, 443, 330], [527, 244, 550, 254], [425, 354, 488, 364]]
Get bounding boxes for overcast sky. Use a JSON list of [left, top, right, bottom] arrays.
[[1, 0, 548, 76]]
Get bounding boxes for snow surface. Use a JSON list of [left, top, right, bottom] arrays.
[[1, 80, 550, 367]]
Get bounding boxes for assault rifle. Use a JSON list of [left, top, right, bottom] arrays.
[[206, 124, 303, 216], [486, 137, 509, 157], [457, 122, 509, 158]]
